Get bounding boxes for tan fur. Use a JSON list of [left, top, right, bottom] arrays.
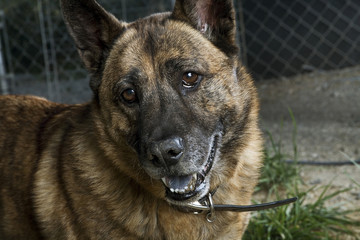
[[0, 0, 262, 239]]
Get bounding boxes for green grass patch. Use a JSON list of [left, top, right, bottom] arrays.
[[244, 183, 360, 239], [256, 130, 298, 194], [244, 114, 360, 239]]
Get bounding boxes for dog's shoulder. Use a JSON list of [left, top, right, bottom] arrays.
[[0, 95, 79, 155], [0, 95, 58, 115]]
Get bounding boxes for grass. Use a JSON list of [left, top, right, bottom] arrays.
[[244, 182, 360, 239], [256, 109, 299, 194], [243, 116, 360, 239], [255, 130, 298, 194]]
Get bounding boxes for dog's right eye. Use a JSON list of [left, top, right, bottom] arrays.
[[182, 72, 201, 89], [121, 88, 137, 104]]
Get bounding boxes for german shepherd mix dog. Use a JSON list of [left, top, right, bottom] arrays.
[[0, 0, 262, 239]]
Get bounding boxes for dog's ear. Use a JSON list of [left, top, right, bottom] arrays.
[[61, 0, 126, 93], [172, 0, 237, 55]]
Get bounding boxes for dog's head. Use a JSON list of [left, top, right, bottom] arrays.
[[61, 0, 258, 206]]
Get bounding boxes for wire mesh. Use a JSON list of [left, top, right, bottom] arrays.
[[0, 0, 359, 102], [241, 0, 360, 79]]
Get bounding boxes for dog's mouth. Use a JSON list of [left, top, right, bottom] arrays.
[[161, 135, 219, 202]]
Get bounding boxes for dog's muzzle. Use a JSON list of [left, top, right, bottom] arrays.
[[160, 133, 220, 202]]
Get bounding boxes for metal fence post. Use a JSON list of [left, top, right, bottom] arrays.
[[37, 0, 61, 102], [0, 10, 9, 94]]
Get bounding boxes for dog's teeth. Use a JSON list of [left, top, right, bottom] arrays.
[[192, 173, 197, 181], [164, 174, 199, 194], [175, 188, 185, 194], [189, 173, 197, 191]]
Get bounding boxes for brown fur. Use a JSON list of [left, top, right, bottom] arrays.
[[0, 0, 262, 239]]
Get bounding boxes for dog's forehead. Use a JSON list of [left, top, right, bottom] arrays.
[[108, 17, 228, 76]]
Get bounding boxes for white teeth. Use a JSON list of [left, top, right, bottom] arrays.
[[162, 173, 199, 194], [192, 173, 197, 182], [172, 188, 184, 194]]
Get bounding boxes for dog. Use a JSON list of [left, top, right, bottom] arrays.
[[0, 0, 263, 239]]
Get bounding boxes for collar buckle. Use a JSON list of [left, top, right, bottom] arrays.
[[185, 192, 215, 222]]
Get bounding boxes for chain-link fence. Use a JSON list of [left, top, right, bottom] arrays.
[[0, 0, 359, 103], [241, 0, 360, 79], [0, 0, 176, 103]]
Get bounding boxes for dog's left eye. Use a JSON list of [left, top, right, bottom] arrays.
[[182, 72, 201, 88], [121, 88, 137, 104]]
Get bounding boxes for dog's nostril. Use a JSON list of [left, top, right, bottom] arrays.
[[168, 149, 181, 158], [151, 155, 162, 168], [163, 137, 184, 162]]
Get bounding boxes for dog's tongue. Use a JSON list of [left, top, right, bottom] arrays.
[[162, 174, 197, 192]]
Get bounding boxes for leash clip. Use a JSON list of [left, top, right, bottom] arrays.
[[205, 193, 215, 222]]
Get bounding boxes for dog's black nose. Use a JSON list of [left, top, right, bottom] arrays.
[[150, 137, 184, 168]]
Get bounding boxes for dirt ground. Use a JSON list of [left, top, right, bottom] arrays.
[[256, 65, 360, 224]]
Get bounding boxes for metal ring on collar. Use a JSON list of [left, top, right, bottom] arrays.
[[206, 193, 215, 223]]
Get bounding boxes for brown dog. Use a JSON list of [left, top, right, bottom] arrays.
[[0, 0, 262, 239]]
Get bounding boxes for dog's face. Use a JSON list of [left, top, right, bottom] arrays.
[[62, 0, 255, 205]]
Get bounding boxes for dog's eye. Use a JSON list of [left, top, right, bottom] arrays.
[[182, 72, 200, 88], [121, 88, 137, 103]]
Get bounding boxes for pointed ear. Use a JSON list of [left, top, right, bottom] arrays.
[[61, 0, 126, 92], [172, 0, 238, 55]]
